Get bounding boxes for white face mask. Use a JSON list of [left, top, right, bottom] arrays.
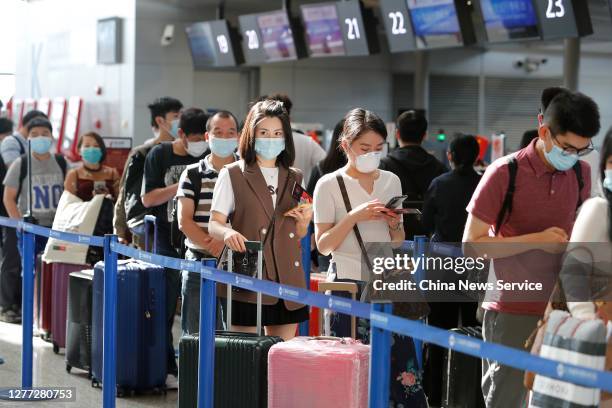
[[353, 150, 382, 173], [186, 140, 208, 157]]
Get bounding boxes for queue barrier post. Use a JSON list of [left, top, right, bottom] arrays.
[[368, 302, 393, 407], [198, 260, 217, 408], [20, 224, 35, 388], [299, 225, 312, 336], [413, 235, 428, 371], [102, 235, 118, 408]]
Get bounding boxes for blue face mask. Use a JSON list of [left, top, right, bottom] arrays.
[[603, 169, 612, 193], [254, 138, 285, 161], [209, 137, 238, 158], [169, 119, 179, 139], [81, 147, 103, 164], [30, 137, 53, 155], [544, 143, 579, 171]]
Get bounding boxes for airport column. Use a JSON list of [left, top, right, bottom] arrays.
[[563, 37, 581, 91]]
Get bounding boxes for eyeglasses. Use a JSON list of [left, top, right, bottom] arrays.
[[551, 134, 594, 157]]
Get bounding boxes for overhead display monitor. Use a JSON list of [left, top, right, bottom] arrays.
[[300, 3, 346, 57], [335, 0, 379, 56], [239, 14, 268, 64], [406, 0, 475, 49], [380, 0, 416, 53], [479, 0, 540, 42], [257, 10, 299, 62], [532, 0, 593, 40], [186, 20, 242, 68]]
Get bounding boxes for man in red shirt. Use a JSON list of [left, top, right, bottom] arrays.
[[463, 91, 598, 407]]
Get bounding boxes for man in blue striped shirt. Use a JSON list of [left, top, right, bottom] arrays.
[[176, 110, 239, 335]]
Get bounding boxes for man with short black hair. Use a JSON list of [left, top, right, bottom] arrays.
[[142, 107, 209, 385], [176, 110, 239, 336], [0, 118, 13, 142], [113, 97, 183, 246], [463, 91, 598, 408], [380, 110, 447, 239], [1, 118, 67, 323]]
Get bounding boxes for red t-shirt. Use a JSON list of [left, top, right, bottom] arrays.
[[466, 139, 591, 315]]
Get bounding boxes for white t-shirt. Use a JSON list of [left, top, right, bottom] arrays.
[[313, 167, 403, 280], [292, 131, 326, 185], [567, 197, 610, 319], [211, 160, 279, 217]]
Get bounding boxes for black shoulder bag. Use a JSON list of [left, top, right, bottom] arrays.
[[336, 174, 430, 320]]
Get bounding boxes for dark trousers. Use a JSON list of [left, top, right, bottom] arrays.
[[181, 249, 225, 336], [0, 227, 22, 309], [423, 301, 479, 406], [155, 237, 181, 377]]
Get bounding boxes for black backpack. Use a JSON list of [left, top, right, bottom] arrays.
[[494, 157, 584, 235], [0, 136, 25, 216], [170, 166, 202, 256], [17, 153, 68, 199]]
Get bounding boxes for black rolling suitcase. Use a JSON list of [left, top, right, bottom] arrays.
[[178, 242, 283, 408], [65, 270, 94, 376], [441, 326, 485, 408]]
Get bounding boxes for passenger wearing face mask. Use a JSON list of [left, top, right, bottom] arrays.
[[113, 96, 183, 247], [313, 108, 427, 407], [141, 107, 209, 383], [176, 110, 239, 336], [209, 100, 311, 341], [64, 132, 120, 201], [1, 118, 67, 323], [463, 91, 597, 408]]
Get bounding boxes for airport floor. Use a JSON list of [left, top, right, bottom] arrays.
[[0, 317, 183, 408]]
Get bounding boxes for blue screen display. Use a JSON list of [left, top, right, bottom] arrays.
[[407, 0, 460, 36], [185, 23, 217, 68], [480, 0, 539, 41]]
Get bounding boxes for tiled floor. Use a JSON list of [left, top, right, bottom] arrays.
[[0, 319, 182, 408]]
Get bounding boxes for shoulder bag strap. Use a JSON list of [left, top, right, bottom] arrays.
[[572, 161, 584, 210], [495, 157, 518, 236], [336, 174, 373, 271]]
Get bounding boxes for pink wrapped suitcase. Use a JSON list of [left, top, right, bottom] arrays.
[[268, 337, 370, 408], [51, 262, 89, 353]]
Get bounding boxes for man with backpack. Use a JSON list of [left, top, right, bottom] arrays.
[[142, 107, 209, 385], [380, 110, 447, 239], [463, 91, 598, 408], [176, 110, 239, 336], [1, 117, 67, 323], [113, 97, 183, 247]]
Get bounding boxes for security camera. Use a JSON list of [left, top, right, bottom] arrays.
[[161, 24, 175, 47]]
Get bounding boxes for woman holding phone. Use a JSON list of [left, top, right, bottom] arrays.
[[313, 108, 427, 406], [64, 132, 120, 201], [208, 99, 311, 340]]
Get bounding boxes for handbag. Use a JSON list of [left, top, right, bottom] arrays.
[[219, 168, 293, 281], [529, 310, 607, 408], [335, 175, 430, 320]]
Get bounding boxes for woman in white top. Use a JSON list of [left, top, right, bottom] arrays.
[[563, 130, 612, 405], [313, 108, 427, 407]]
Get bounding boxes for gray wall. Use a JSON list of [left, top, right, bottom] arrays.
[[14, 0, 136, 139]]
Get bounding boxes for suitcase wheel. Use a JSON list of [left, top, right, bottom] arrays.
[[91, 378, 99, 388], [116, 387, 134, 398], [52, 343, 59, 354], [66, 364, 71, 373]]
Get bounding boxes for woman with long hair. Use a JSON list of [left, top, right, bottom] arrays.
[[208, 99, 311, 340]]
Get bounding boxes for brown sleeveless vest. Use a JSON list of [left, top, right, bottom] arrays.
[[224, 161, 306, 311]]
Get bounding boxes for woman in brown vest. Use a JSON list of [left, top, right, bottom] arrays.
[[209, 100, 311, 340]]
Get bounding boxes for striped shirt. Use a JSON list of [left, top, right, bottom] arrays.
[[176, 154, 235, 250]]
